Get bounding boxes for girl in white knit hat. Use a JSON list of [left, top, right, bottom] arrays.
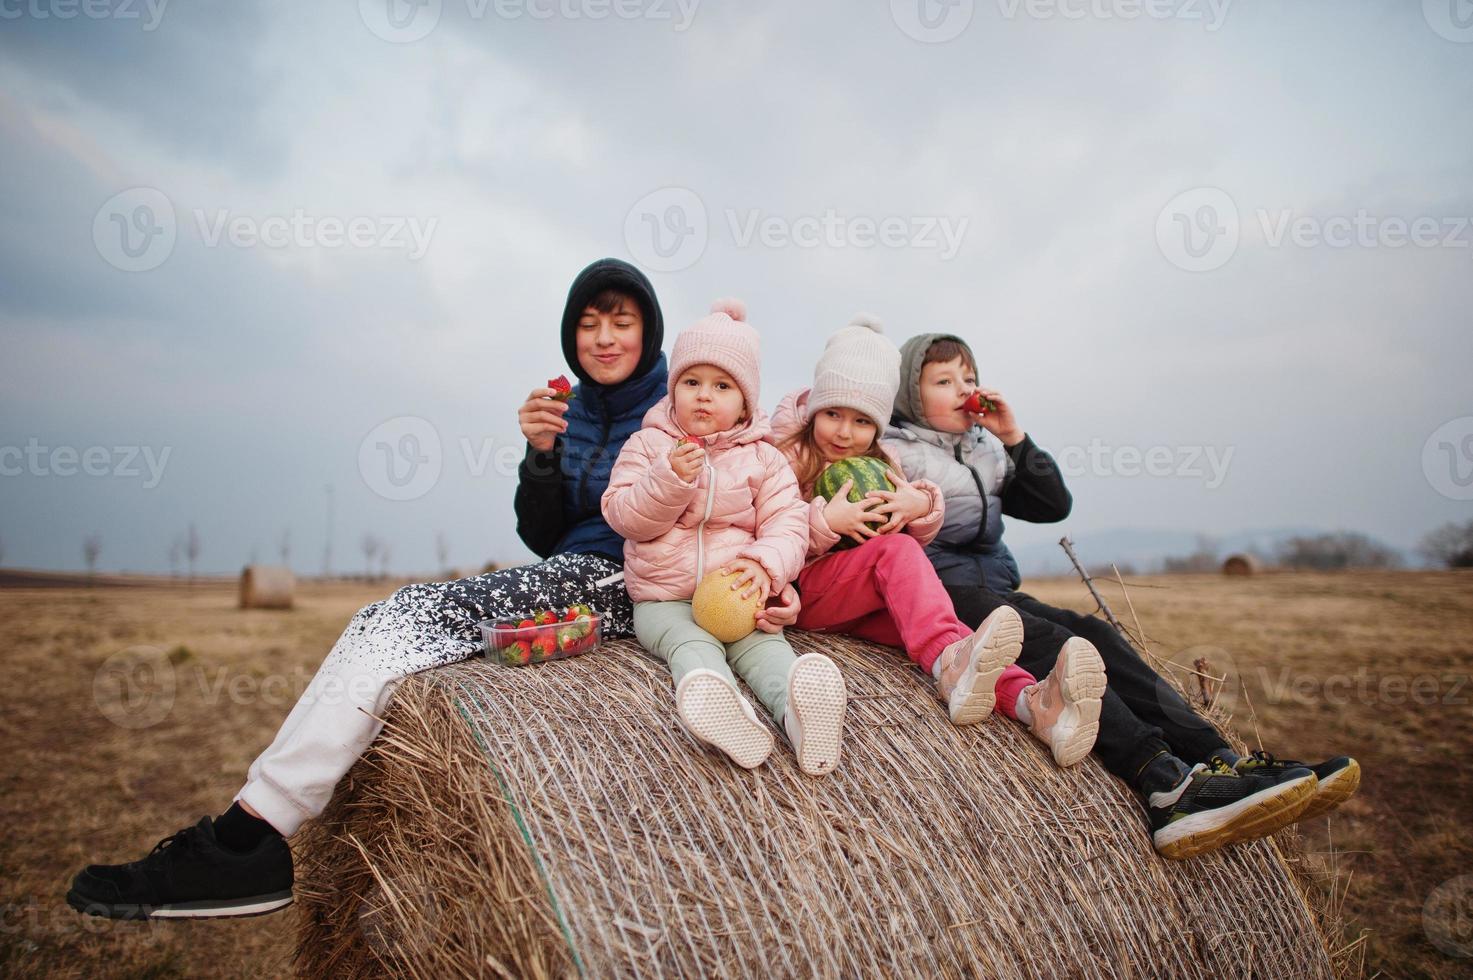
[[769, 317, 1106, 766]]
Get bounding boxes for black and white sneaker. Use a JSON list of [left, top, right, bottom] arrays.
[[1148, 761, 1317, 860], [1235, 751, 1360, 821], [67, 817, 293, 920]]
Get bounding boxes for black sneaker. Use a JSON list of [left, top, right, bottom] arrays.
[[1235, 751, 1360, 821], [66, 817, 293, 920], [1148, 761, 1318, 860]]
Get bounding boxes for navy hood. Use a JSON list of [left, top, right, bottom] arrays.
[[560, 258, 665, 385]]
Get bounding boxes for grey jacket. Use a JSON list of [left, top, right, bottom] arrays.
[[882, 421, 1016, 589], [886, 331, 1074, 592], [882, 422, 1073, 591]]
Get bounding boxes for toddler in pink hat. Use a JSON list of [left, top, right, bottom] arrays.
[[602, 300, 847, 775]]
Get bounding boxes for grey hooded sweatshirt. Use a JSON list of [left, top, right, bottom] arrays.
[[881, 332, 1073, 592]]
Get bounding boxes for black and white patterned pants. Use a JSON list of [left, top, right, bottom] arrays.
[[237, 552, 630, 835]]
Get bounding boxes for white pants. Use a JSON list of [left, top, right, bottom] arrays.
[[236, 553, 630, 836]]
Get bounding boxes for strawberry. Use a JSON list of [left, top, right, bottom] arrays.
[[677, 435, 705, 449], [962, 391, 997, 415], [562, 609, 579, 622], [556, 613, 591, 640], [505, 639, 532, 665], [529, 633, 557, 662], [556, 627, 582, 653], [533, 609, 559, 627], [570, 603, 595, 618], [517, 618, 536, 630], [547, 375, 575, 402]]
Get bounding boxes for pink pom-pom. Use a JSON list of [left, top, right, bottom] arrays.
[[710, 297, 747, 322]]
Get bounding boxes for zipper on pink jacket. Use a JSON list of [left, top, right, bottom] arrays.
[[693, 453, 716, 587]]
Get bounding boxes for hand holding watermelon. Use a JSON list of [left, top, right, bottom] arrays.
[[815, 457, 894, 550], [862, 468, 931, 534]]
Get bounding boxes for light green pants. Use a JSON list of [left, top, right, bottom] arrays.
[[633, 600, 797, 722]]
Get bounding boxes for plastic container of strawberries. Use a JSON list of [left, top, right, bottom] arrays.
[[478, 605, 603, 666]]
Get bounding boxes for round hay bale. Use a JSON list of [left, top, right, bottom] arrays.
[[239, 564, 294, 609], [294, 634, 1335, 979], [1221, 554, 1260, 576]]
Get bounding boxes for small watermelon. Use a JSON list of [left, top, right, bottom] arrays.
[[813, 456, 894, 551]]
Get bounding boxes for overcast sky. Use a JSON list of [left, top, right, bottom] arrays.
[[1, 0, 1470, 577]]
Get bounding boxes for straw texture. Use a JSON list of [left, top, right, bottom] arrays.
[[295, 633, 1335, 979]]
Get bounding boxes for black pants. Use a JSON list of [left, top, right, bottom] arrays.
[[944, 585, 1227, 787]]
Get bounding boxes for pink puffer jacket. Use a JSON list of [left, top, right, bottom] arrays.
[[769, 388, 945, 562], [601, 396, 809, 603]]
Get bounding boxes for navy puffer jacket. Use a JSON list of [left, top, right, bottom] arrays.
[[514, 258, 668, 561]]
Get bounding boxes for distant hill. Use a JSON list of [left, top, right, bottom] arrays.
[[0, 568, 231, 589], [1009, 526, 1334, 578]]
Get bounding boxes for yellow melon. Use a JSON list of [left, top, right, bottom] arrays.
[[691, 569, 763, 643]]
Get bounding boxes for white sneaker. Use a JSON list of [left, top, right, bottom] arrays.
[[675, 669, 773, 769], [1021, 637, 1106, 767], [934, 606, 1024, 725], [782, 654, 846, 776]]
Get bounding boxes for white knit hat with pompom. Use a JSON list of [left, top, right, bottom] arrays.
[[669, 298, 762, 414], [808, 314, 902, 426]]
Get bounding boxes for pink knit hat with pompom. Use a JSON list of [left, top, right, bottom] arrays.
[[669, 298, 762, 415]]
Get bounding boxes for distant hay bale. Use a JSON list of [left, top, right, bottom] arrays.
[[1222, 554, 1260, 576], [294, 634, 1335, 979], [238, 564, 294, 609]]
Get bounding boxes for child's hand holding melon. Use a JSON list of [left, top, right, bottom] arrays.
[[692, 568, 764, 642], [721, 557, 771, 603]]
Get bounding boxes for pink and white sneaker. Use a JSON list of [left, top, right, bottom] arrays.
[[933, 606, 1025, 725], [782, 653, 847, 776], [1021, 637, 1106, 767], [675, 669, 773, 769]]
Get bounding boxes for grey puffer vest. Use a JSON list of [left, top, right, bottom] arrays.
[[882, 420, 1022, 591]]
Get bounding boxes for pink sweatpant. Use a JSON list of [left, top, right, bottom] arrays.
[[794, 534, 1034, 720]]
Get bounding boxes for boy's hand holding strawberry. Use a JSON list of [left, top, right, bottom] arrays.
[[966, 387, 1024, 447], [518, 380, 573, 452]]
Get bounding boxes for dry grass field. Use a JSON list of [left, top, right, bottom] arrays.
[[1, 570, 1469, 978]]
